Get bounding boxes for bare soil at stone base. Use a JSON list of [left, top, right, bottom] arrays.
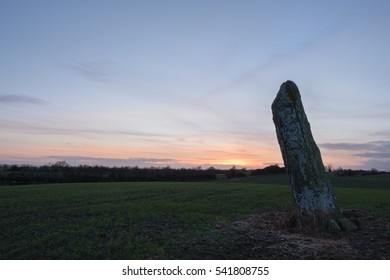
[[183, 209, 390, 260]]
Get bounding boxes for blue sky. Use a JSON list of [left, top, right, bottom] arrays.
[[1, 0, 390, 170]]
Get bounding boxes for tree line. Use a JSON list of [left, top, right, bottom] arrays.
[[1, 162, 386, 185], [331, 167, 387, 177], [0, 161, 217, 185], [0, 162, 289, 185]]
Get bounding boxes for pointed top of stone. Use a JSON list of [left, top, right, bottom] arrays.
[[274, 80, 301, 106], [283, 80, 296, 86], [272, 80, 302, 111]]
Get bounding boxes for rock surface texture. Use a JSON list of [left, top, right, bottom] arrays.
[[272, 81, 340, 216]]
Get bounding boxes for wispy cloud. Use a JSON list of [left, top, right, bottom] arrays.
[[0, 119, 169, 140], [320, 141, 390, 152], [320, 142, 372, 150], [371, 130, 390, 139], [46, 156, 178, 167], [319, 141, 390, 170], [0, 94, 46, 105], [320, 140, 390, 163], [64, 61, 115, 83], [354, 152, 390, 159]]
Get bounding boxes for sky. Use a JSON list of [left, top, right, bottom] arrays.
[[1, 0, 390, 170]]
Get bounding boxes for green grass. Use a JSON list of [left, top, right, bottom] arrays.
[[1, 177, 389, 259], [330, 174, 390, 190], [230, 173, 390, 190], [335, 187, 390, 215]]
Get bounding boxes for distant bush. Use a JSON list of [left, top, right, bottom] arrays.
[[225, 166, 247, 179], [251, 164, 286, 176]]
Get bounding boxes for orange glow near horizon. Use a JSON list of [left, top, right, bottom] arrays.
[[0, 142, 282, 168], [0, 140, 366, 170]]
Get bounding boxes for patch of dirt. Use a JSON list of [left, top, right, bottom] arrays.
[[219, 209, 390, 259]]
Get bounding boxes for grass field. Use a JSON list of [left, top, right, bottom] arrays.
[[1, 176, 389, 259]]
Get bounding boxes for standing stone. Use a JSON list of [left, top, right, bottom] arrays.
[[272, 81, 340, 216]]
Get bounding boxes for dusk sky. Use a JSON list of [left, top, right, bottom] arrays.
[[1, 0, 389, 170]]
